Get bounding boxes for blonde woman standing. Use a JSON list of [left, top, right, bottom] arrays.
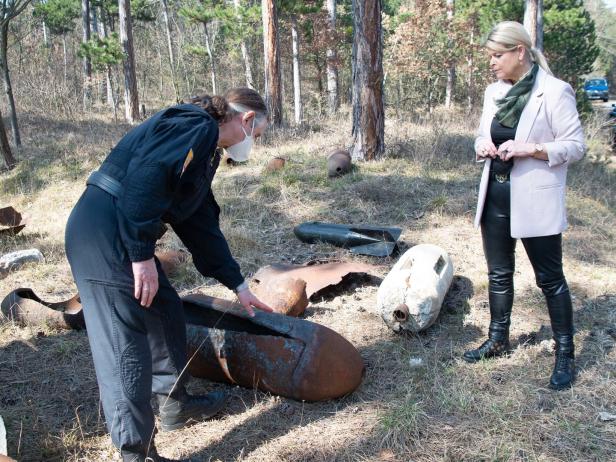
[[463, 21, 585, 390]]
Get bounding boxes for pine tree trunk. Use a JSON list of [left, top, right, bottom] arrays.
[[82, 0, 92, 110], [99, 8, 115, 107], [0, 23, 20, 147], [203, 23, 217, 94], [326, 0, 339, 114], [262, 0, 283, 126], [524, 0, 543, 50], [62, 34, 68, 85], [445, 0, 455, 108], [234, 0, 254, 89], [350, 0, 384, 161], [119, 0, 140, 123], [161, 0, 179, 101], [291, 16, 302, 125], [467, 15, 476, 111], [42, 20, 49, 47], [0, 106, 15, 169]]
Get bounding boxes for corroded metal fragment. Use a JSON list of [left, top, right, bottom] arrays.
[[0, 288, 85, 330], [156, 250, 188, 278], [264, 156, 286, 173], [252, 276, 308, 317], [254, 261, 379, 301], [182, 294, 364, 401], [294, 222, 402, 257], [327, 149, 352, 178], [0, 207, 25, 237]]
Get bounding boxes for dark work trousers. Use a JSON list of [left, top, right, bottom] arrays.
[[65, 186, 188, 452], [481, 177, 574, 349]]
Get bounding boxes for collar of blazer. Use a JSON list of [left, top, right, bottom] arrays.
[[492, 68, 548, 143]]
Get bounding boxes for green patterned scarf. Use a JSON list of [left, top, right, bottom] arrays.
[[494, 64, 539, 128]]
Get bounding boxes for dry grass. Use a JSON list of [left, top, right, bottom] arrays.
[[1, 104, 615, 462]]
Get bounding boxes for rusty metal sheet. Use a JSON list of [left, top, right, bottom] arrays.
[[252, 276, 308, 317], [0, 207, 25, 237], [253, 261, 379, 301], [1, 288, 85, 330], [182, 294, 364, 401]]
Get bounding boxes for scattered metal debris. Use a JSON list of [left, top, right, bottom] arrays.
[[252, 276, 308, 316], [598, 412, 616, 422], [327, 149, 352, 178], [253, 261, 379, 301], [0, 207, 25, 237], [182, 294, 364, 401], [1, 289, 365, 402], [156, 249, 188, 278], [0, 249, 45, 278], [294, 222, 402, 257], [378, 244, 454, 333], [264, 156, 286, 173], [0, 288, 85, 330]]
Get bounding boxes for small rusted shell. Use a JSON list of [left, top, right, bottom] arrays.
[[253, 277, 308, 317], [327, 149, 352, 178], [264, 157, 286, 173], [1, 288, 84, 330]]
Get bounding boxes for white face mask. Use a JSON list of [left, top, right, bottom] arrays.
[[225, 117, 256, 162]]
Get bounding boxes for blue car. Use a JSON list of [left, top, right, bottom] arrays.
[[584, 78, 609, 102]]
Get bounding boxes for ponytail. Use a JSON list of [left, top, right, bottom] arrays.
[[529, 47, 552, 75], [185, 87, 268, 124], [184, 95, 231, 122]]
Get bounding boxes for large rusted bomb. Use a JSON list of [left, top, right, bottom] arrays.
[[183, 294, 365, 401], [1, 288, 85, 330], [327, 149, 352, 178]]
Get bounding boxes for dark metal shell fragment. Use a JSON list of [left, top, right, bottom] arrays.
[[182, 294, 364, 401], [0, 288, 85, 330], [327, 149, 352, 178], [0, 206, 26, 237]]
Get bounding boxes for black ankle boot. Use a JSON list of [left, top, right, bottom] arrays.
[[545, 292, 575, 390], [121, 446, 191, 462], [463, 337, 510, 363], [157, 388, 227, 432]]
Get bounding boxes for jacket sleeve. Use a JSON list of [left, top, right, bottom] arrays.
[[544, 83, 586, 168], [170, 190, 244, 291], [117, 113, 216, 262], [474, 85, 495, 163]]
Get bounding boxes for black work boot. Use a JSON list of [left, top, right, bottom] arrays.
[[546, 292, 575, 390], [121, 445, 191, 462], [157, 388, 227, 432], [463, 293, 512, 363]]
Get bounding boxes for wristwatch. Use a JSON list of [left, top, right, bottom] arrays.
[[534, 143, 544, 155], [234, 280, 249, 294]]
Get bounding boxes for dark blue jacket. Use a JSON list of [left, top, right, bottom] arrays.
[[98, 104, 243, 290]]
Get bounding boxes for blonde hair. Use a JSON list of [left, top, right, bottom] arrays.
[[486, 21, 552, 75]]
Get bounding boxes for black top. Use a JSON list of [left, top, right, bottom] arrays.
[[490, 117, 516, 175], [98, 104, 243, 290]]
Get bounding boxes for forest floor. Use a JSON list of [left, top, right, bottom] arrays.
[[0, 104, 615, 462]]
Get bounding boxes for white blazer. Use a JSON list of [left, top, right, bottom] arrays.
[[474, 67, 586, 238]]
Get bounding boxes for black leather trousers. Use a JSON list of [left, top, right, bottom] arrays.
[[481, 178, 574, 355]]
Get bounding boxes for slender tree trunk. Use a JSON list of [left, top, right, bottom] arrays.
[[161, 0, 179, 101], [0, 107, 15, 169], [291, 16, 302, 125], [262, 0, 283, 126], [42, 20, 49, 47], [203, 23, 217, 94], [0, 24, 20, 146], [350, 0, 384, 161], [445, 0, 455, 108], [326, 0, 339, 114], [91, 6, 98, 36], [467, 17, 476, 111], [99, 8, 115, 107], [234, 0, 254, 89], [119, 0, 140, 123], [524, 0, 543, 50], [62, 34, 68, 85], [82, 0, 92, 110]]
